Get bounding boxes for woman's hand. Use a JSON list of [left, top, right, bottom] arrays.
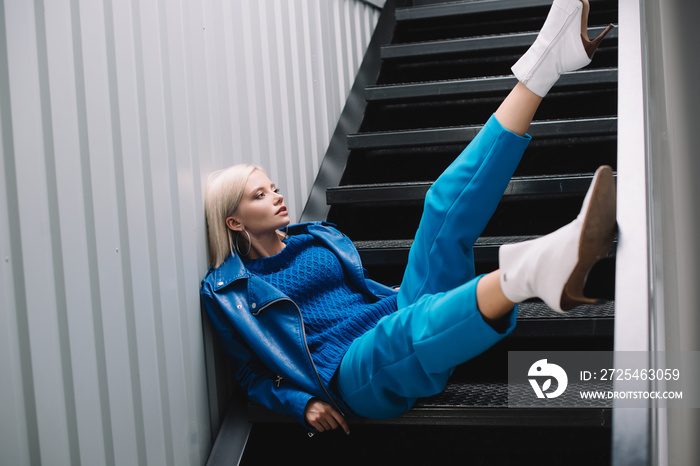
[[304, 399, 350, 435]]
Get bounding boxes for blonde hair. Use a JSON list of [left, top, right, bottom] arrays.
[[205, 164, 263, 268]]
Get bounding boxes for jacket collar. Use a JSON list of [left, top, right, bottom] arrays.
[[209, 222, 332, 292], [209, 252, 249, 291]]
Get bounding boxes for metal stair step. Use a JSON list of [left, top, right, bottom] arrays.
[[381, 27, 618, 60], [347, 117, 617, 150], [515, 301, 614, 337], [403, 381, 612, 426], [327, 173, 606, 206], [395, 0, 560, 21], [328, 181, 431, 205], [248, 380, 612, 427], [365, 69, 617, 102], [355, 236, 615, 263], [355, 236, 538, 264], [353, 238, 615, 338]]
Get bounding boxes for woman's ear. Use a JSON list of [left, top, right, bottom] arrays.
[[225, 216, 244, 232]]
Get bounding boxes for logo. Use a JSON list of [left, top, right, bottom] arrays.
[[528, 359, 568, 399]]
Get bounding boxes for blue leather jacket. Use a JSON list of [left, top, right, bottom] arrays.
[[200, 222, 398, 427]]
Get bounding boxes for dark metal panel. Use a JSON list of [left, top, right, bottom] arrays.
[[395, 0, 556, 21], [205, 399, 251, 466], [327, 173, 605, 205], [365, 69, 618, 102], [381, 27, 618, 59], [347, 117, 618, 149], [355, 236, 540, 264]]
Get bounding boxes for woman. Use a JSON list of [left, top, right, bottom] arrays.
[[201, 0, 615, 435]]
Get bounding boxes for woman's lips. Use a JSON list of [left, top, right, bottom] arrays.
[[277, 206, 288, 215]]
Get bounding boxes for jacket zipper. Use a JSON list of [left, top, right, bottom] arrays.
[[253, 298, 346, 417]]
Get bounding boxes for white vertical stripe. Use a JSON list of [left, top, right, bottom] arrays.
[[5, 1, 73, 465], [271, 0, 300, 216], [111, 1, 167, 464], [283, 0, 307, 214], [0, 0, 379, 464], [45, 0, 110, 464], [79, 0, 142, 463], [0, 1, 39, 463]]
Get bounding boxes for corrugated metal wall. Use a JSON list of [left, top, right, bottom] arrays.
[[0, 0, 379, 465]]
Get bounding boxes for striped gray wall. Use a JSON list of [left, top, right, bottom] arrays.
[[0, 1, 379, 465]]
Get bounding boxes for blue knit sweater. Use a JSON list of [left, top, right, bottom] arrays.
[[243, 233, 398, 391]]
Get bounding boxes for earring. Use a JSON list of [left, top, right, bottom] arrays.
[[235, 230, 252, 257], [228, 230, 236, 257]]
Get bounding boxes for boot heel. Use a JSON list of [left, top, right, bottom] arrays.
[[512, 0, 609, 98], [559, 166, 617, 311], [560, 292, 600, 312], [583, 24, 614, 58], [499, 165, 617, 314]]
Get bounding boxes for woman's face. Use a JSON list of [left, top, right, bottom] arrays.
[[227, 169, 290, 236]]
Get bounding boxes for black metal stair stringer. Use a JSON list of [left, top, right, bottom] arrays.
[[299, 1, 399, 222]]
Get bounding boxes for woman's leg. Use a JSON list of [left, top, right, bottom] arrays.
[[494, 83, 542, 136], [397, 86, 536, 310], [397, 82, 542, 321], [476, 270, 517, 324], [440, 86, 615, 320], [474, 84, 544, 321], [340, 167, 617, 417], [399, 0, 611, 310], [338, 174, 616, 422], [339, 274, 514, 419], [499, 165, 616, 312], [337, 0, 616, 420]]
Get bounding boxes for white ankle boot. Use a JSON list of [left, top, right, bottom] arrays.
[[499, 166, 617, 313], [512, 0, 611, 97]]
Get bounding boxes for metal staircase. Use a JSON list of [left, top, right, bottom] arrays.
[[239, 0, 619, 463]]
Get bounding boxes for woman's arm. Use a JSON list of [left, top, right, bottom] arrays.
[[201, 294, 315, 428], [234, 348, 315, 426], [304, 399, 350, 434]]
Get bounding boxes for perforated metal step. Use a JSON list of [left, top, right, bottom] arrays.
[[248, 380, 612, 427]]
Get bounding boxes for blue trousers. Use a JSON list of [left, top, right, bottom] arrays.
[[336, 114, 531, 419]]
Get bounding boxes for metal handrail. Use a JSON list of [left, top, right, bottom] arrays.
[[612, 1, 652, 465]]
